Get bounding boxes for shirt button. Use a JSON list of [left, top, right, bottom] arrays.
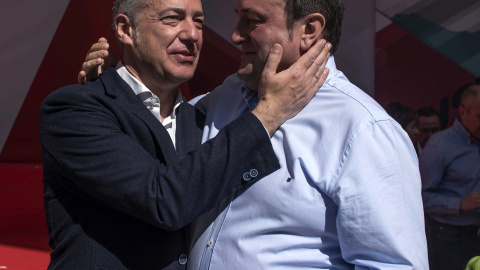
[[249, 169, 258, 178], [207, 240, 214, 247], [243, 172, 251, 181], [178, 254, 187, 265]]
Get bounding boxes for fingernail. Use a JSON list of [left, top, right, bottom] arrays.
[[324, 68, 329, 74], [272, 44, 281, 53], [327, 43, 332, 49], [321, 40, 326, 45]]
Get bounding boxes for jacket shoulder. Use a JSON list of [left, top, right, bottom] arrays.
[[43, 79, 107, 106], [42, 68, 125, 111]]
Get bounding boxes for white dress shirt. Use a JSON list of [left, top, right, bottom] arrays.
[[116, 62, 183, 147], [189, 57, 428, 269]]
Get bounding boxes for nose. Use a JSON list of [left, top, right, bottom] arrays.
[[179, 20, 200, 42], [231, 20, 247, 45]]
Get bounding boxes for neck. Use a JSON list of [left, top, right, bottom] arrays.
[[124, 62, 180, 121], [459, 118, 479, 141]]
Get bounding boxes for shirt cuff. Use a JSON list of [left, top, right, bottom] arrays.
[[448, 197, 462, 215]]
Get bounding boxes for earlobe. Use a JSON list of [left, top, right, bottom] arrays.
[[116, 14, 134, 46], [458, 106, 466, 119], [300, 13, 326, 52]]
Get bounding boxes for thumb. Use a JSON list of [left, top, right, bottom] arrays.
[[263, 44, 283, 77], [78, 71, 86, 84]]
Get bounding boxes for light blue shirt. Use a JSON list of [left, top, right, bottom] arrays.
[[420, 118, 480, 226], [189, 57, 428, 269]]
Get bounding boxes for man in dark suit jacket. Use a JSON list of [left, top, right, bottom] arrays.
[[39, 0, 329, 269]]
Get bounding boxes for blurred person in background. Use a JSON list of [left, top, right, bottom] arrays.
[[416, 107, 441, 156], [385, 102, 420, 147], [420, 84, 480, 270]]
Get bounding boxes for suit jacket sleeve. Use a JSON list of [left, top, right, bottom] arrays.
[[39, 84, 279, 231]]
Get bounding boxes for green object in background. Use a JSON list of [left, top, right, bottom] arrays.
[[466, 256, 480, 270]]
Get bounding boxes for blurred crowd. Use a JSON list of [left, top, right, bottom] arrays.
[[385, 77, 480, 270]]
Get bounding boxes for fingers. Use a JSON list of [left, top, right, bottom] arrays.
[[87, 38, 109, 56], [78, 70, 87, 84], [78, 38, 110, 84], [82, 58, 104, 74], [299, 39, 328, 70], [97, 37, 108, 44], [85, 38, 110, 63], [85, 49, 109, 63], [306, 40, 331, 78], [313, 68, 329, 91], [312, 51, 330, 89], [262, 44, 283, 78]]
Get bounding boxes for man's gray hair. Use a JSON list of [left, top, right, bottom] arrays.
[[112, 0, 149, 30], [461, 84, 480, 112]]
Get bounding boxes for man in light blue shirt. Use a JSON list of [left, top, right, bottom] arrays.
[[420, 84, 480, 270], [188, 0, 428, 268], [79, 0, 428, 267]]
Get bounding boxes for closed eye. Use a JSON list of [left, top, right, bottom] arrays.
[[194, 18, 204, 29]]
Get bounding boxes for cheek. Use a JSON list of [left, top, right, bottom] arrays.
[[197, 32, 204, 49], [251, 28, 280, 59], [260, 29, 298, 69]]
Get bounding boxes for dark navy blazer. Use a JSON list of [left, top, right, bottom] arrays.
[[40, 68, 279, 269]]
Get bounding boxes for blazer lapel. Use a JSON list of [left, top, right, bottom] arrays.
[[175, 101, 205, 157], [100, 68, 177, 163], [132, 105, 177, 162]]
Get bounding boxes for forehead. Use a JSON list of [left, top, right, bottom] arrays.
[[418, 115, 439, 126], [418, 115, 439, 122], [236, 0, 285, 15], [145, 0, 203, 12]]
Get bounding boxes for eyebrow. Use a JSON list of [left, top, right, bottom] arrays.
[[234, 8, 255, 14], [158, 7, 204, 17]]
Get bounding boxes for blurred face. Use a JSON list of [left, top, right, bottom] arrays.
[[405, 120, 420, 143], [460, 93, 480, 140], [231, 0, 302, 90], [129, 0, 204, 89], [417, 115, 440, 148]]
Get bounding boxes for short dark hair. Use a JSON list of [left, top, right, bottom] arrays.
[[385, 102, 418, 129], [417, 107, 440, 119], [460, 84, 480, 112], [452, 83, 472, 109], [284, 0, 345, 54]]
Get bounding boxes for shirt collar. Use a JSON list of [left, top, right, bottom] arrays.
[[324, 55, 338, 82], [115, 61, 183, 116], [240, 86, 259, 111], [453, 118, 479, 144]]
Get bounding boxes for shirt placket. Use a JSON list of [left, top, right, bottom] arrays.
[[198, 197, 233, 270], [199, 85, 254, 269]]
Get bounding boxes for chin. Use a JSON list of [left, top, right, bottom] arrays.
[[174, 67, 196, 80]]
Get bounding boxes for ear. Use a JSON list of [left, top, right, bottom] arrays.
[[300, 13, 326, 52], [115, 14, 134, 46], [458, 105, 468, 120]]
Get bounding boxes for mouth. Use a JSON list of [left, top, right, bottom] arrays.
[[172, 50, 196, 62]]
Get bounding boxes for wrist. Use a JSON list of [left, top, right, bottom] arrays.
[[252, 104, 283, 137]]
